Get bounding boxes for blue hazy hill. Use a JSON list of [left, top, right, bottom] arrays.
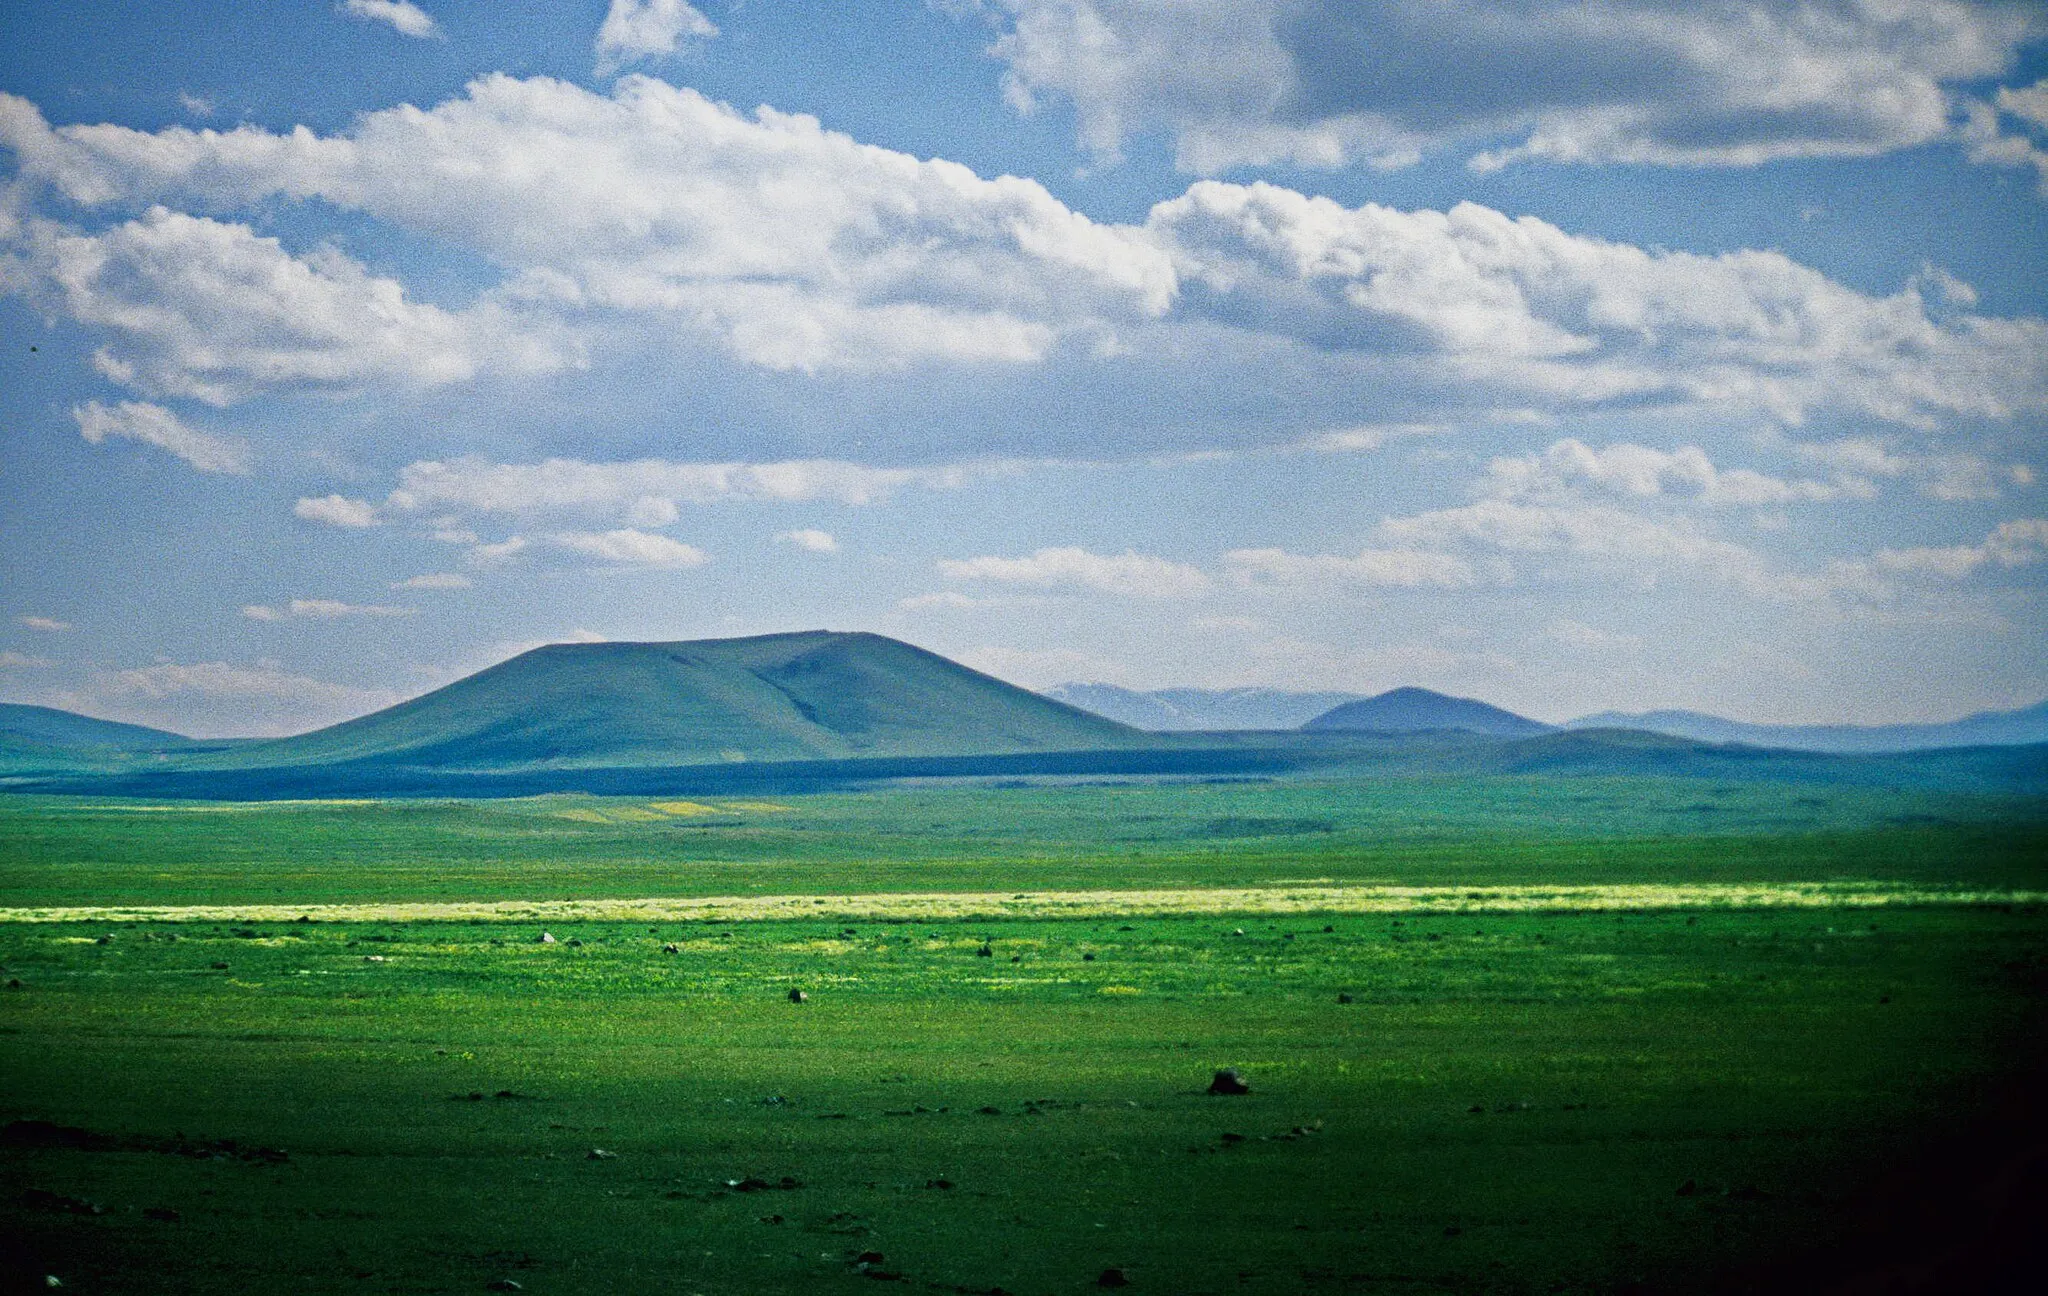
[[1303, 687, 1555, 737], [1564, 700, 2048, 753]]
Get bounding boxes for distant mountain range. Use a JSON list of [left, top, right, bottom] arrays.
[[1051, 684, 2048, 753], [4, 634, 2046, 798], [1043, 684, 1366, 731]]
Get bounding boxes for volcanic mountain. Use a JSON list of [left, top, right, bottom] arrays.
[[1303, 687, 1553, 737], [193, 630, 1147, 772]]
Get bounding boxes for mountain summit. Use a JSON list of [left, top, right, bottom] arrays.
[[201, 631, 1144, 771], [1303, 687, 1553, 737]]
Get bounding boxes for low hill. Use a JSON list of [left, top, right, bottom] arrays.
[[0, 703, 208, 774], [1565, 699, 2048, 753], [188, 631, 1148, 772], [1305, 687, 1554, 737], [1045, 684, 1366, 731]]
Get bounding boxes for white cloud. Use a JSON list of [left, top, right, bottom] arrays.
[[384, 455, 988, 519], [391, 572, 472, 590], [72, 399, 250, 474], [340, 1, 440, 40], [939, 546, 1213, 597], [9, 207, 564, 405], [550, 528, 709, 569], [977, 1, 2040, 173], [2, 77, 2043, 441], [0, 651, 52, 669], [64, 659, 406, 737], [1790, 437, 2028, 502], [1963, 83, 2048, 196], [243, 598, 414, 620], [1221, 545, 1476, 589], [1875, 518, 2048, 578], [1484, 438, 1850, 507], [294, 494, 381, 527], [776, 528, 839, 553], [595, 0, 717, 75], [1296, 422, 1444, 453], [177, 93, 215, 119], [1149, 182, 2048, 428], [0, 78, 1171, 378], [1375, 498, 1887, 603], [16, 616, 71, 632]]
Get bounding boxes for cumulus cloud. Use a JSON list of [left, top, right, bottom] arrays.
[[550, 528, 708, 569], [8, 206, 564, 405], [1149, 181, 2048, 428], [1484, 438, 1850, 506], [340, 1, 440, 40], [1963, 80, 2048, 195], [391, 572, 472, 590], [294, 494, 380, 527], [2, 77, 2043, 440], [776, 528, 839, 553], [242, 599, 414, 620], [73, 399, 250, 474], [0, 78, 1171, 378], [976, 0, 2041, 173], [16, 616, 72, 632], [1875, 518, 2048, 578], [1222, 545, 1476, 589], [939, 546, 1212, 597], [595, 0, 717, 75]]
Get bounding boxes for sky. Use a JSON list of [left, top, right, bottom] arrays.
[[2, 0, 2047, 737]]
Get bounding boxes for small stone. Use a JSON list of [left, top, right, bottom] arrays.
[[662, 942, 680, 954], [586, 1148, 616, 1160], [788, 988, 808, 1003], [1207, 1068, 1250, 1096], [1082, 952, 1096, 962], [209, 962, 230, 970], [1097, 1267, 1132, 1288], [537, 931, 556, 944], [976, 943, 993, 957], [1336, 993, 1354, 1004]]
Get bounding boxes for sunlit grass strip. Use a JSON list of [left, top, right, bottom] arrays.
[[0, 882, 2038, 926]]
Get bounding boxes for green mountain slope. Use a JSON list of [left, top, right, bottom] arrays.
[[191, 631, 1147, 772], [0, 703, 206, 775]]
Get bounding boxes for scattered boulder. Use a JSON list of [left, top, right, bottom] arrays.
[[976, 943, 993, 958], [1208, 1068, 1250, 1096], [1082, 952, 1096, 962], [788, 988, 809, 1003], [1336, 993, 1354, 1004], [536, 932, 556, 944], [586, 1148, 616, 1160], [661, 943, 680, 954], [1097, 1267, 1132, 1288]]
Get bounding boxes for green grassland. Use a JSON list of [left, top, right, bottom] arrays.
[[1, 776, 2044, 908], [2, 777, 2045, 1293]]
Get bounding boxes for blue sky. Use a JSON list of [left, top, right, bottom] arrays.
[[3, 0, 2046, 736]]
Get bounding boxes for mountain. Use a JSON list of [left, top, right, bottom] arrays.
[[1304, 687, 1554, 737], [188, 630, 1148, 772], [0, 703, 208, 774], [1563, 699, 2048, 753], [1044, 684, 1366, 731]]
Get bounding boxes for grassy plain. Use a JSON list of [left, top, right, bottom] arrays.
[[2, 777, 2045, 1294]]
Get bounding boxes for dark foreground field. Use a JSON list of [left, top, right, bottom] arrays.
[[2, 779, 2045, 1294]]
